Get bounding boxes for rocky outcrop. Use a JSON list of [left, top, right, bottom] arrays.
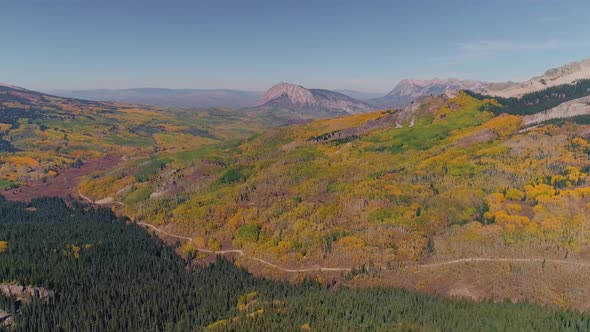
[[252, 83, 375, 116], [0, 309, 12, 328], [522, 95, 590, 126], [0, 284, 54, 328], [0, 284, 54, 303], [477, 58, 590, 98], [255, 82, 316, 107]]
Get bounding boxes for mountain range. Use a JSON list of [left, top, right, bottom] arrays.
[[47, 85, 383, 114], [43, 58, 590, 113], [369, 79, 486, 109], [476, 58, 590, 98]]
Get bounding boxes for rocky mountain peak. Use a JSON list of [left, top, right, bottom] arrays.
[[543, 58, 590, 79], [477, 57, 590, 98], [251, 82, 375, 117], [255, 82, 317, 106]]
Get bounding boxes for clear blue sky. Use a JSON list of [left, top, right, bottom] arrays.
[[2, 0, 590, 92]]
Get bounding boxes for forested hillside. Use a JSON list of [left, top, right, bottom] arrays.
[[0, 196, 588, 331], [71, 91, 590, 308], [82, 93, 590, 267], [465, 79, 590, 116]]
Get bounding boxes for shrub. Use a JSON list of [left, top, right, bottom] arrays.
[[219, 166, 246, 184], [505, 188, 525, 201], [238, 223, 261, 242]]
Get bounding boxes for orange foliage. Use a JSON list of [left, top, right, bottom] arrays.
[[6, 156, 40, 167], [481, 114, 522, 138]]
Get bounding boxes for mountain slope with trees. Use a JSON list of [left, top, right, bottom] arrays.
[[73, 91, 590, 310], [0, 196, 588, 331]]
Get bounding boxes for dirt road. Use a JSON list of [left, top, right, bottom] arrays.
[[137, 222, 352, 273]]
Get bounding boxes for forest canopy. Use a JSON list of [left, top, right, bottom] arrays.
[[0, 196, 589, 331], [465, 79, 590, 116]]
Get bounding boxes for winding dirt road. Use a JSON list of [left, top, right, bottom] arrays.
[[77, 192, 356, 272], [78, 190, 96, 204], [418, 257, 590, 268], [78, 193, 590, 274], [137, 222, 352, 273], [78, 190, 124, 206], [137, 222, 590, 273]]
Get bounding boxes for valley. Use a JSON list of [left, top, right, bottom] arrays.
[[3, 57, 590, 323], [6, 1, 590, 329]]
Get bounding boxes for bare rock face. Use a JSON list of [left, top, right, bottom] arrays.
[[255, 82, 316, 106], [0, 284, 54, 303], [478, 58, 590, 98], [253, 82, 375, 116], [0, 283, 55, 328], [523, 95, 590, 126]]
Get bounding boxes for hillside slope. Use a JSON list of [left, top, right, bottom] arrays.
[[81, 92, 589, 265], [76, 90, 590, 308]]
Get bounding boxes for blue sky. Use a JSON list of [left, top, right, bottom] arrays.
[[2, 0, 590, 92]]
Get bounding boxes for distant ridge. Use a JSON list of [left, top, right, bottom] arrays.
[[0, 83, 29, 92], [45, 88, 263, 109], [369, 79, 485, 109], [476, 57, 590, 98]]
